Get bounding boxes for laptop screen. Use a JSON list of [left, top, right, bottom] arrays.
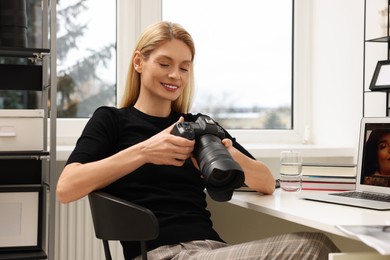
[[359, 119, 390, 193]]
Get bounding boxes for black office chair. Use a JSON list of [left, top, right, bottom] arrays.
[[88, 191, 159, 260]]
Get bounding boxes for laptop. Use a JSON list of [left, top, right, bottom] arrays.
[[301, 117, 390, 210]]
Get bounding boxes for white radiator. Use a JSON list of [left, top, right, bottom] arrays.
[[54, 197, 125, 260]]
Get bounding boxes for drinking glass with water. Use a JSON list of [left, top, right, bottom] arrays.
[[279, 150, 302, 192]]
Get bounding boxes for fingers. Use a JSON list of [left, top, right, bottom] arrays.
[[158, 146, 193, 167], [221, 138, 233, 148], [142, 117, 195, 166], [191, 156, 200, 170], [163, 116, 185, 134], [144, 116, 198, 167], [171, 145, 194, 160]]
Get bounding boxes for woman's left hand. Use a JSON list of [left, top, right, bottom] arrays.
[[221, 138, 235, 157]]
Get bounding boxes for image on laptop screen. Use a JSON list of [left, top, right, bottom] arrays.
[[300, 118, 390, 210], [361, 124, 390, 188]]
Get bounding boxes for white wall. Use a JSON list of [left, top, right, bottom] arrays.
[[310, 0, 364, 148]]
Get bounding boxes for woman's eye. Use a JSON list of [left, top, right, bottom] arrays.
[[159, 63, 169, 68], [379, 143, 388, 150], [180, 67, 189, 72]]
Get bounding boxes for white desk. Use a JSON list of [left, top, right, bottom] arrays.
[[225, 189, 390, 259], [230, 189, 389, 240]]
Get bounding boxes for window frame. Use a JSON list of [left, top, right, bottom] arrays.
[[57, 0, 312, 147]]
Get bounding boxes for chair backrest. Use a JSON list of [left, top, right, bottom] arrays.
[[88, 191, 159, 260]]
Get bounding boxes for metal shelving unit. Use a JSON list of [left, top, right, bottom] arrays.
[[363, 0, 390, 116], [0, 0, 56, 259]]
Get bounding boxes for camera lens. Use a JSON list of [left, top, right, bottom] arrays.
[[209, 169, 232, 183], [194, 134, 244, 201]]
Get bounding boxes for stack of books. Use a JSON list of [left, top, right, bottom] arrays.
[[301, 163, 357, 191]]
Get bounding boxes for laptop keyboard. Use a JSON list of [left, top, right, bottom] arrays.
[[331, 191, 390, 203]]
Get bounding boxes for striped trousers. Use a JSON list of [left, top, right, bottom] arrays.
[[134, 232, 340, 260]]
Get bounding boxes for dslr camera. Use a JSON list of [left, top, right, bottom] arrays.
[[172, 115, 244, 201]]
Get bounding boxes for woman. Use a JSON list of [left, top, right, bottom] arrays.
[[363, 129, 390, 186], [57, 21, 339, 259]]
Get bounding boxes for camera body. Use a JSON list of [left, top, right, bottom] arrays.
[[172, 115, 225, 140], [172, 115, 245, 201]]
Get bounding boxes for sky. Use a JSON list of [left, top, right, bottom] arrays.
[[163, 0, 292, 109], [57, 0, 116, 84]]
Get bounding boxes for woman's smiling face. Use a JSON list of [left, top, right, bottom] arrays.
[[377, 133, 390, 175], [136, 39, 192, 109]]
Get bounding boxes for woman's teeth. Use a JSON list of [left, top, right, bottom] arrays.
[[162, 83, 177, 89]]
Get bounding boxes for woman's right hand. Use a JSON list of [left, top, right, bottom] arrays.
[[140, 117, 195, 166]]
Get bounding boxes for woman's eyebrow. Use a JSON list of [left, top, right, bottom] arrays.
[[155, 55, 172, 61], [156, 55, 191, 64]]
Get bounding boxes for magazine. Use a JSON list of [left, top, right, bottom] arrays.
[[336, 225, 390, 255]]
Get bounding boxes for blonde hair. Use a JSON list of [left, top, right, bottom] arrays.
[[119, 21, 196, 113]]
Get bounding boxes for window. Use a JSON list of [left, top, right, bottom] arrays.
[[1, 0, 309, 147], [0, 0, 116, 117], [162, 0, 293, 130], [56, 0, 116, 118]]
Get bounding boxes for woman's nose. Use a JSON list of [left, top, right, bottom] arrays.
[[168, 67, 180, 79]]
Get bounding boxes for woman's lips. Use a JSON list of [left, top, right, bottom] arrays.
[[161, 83, 178, 91]]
